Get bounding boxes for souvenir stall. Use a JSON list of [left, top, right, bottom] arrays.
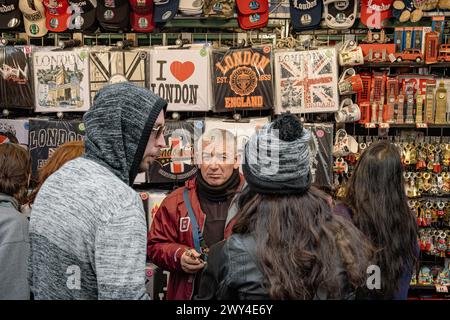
[[1, 0, 449, 299]]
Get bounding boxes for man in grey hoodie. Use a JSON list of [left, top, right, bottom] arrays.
[[29, 83, 167, 300]]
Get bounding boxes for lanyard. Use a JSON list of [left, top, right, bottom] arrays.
[[183, 188, 203, 254]]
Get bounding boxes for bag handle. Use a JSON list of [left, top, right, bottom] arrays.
[[340, 39, 357, 53], [339, 98, 354, 111], [339, 68, 356, 83], [335, 129, 348, 142]]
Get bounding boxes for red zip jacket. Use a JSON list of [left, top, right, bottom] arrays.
[[147, 175, 245, 300]]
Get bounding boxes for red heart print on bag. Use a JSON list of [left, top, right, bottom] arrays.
[[170, 61, 195, 82]]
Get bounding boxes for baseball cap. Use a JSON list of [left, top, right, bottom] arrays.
[[19, 0, 48, 37], [44, 0, 70, 32], [360, 0, 393, 29], [129, 0, 152, 12], [129, 0, 154, 31], [130, 11, 153, 31], [43, 0, 68, 14], [203, 0, 235, 18], [237, 0, 268, 14], [96, 0, 130, 31], [153, 0, 179, 23], [238, 11, 268, 29], [289, 0, 323, 31], [236, 0, 269, 29], [179, 0, 203, 16], [323, 0, 357, 29], [0, 0, 22, 30], [67, 0, 98, 31]]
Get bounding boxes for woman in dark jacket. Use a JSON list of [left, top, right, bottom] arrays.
[[196, 114, 374, 300], [335, 141, 418, 300], [0, 143, 31, 299]]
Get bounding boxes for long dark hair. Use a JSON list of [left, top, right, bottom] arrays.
[[343, 141, 418, 298], [233, 186, 374, 299]]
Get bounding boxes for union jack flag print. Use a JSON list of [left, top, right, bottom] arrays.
[[274, 48, 339, 114]]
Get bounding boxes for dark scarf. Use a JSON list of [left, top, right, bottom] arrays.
[[196, 169, 240, 202]]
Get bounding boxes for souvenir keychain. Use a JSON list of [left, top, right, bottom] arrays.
[[436, 231, 447, 258], [418, 266, 432, 285]]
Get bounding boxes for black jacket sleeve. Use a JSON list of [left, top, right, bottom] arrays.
[[194, 240, 238, 300]]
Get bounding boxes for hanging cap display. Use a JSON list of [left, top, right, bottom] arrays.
[[360, 0, 393, 29], [129, 0, 154, 32], [67, 0, 98, 31], [44, 0, 70, 32], [96, 0, 130, 31], [236, 0, 269, 30], [153, 0, 179, 23], [19, 0, 48, 37], [289, 0, 323, 31], [179, 0, 203, 16], [0, 0, 22, 30], [203, 0, 235, 18], [323, 0, 358, 29]]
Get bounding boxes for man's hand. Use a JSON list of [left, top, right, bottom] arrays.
[[181, 248, 206, 274]]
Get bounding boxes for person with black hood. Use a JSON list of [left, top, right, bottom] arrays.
[[28, 83, 167, 300], [196, 114, 374, 300]]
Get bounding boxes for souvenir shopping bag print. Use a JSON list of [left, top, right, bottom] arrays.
[[148, 119, 204, 184], [150, 45, 211, 112], [304, 123, 334, 188], [0, 45, 34, 109], [0, 118, 29, 146], [28, 118, 85, 178], [212, 46, 274, 112], [33, 49, 90, 113], [140, 190, 168, 231], [274, 48, 339, 114], [90, 48, 151, 103]]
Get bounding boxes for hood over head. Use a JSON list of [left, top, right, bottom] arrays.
[[83, 82, 167, 186]]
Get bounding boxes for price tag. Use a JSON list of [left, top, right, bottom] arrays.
[[365, 123, 377, 128], [379, 123, 390, 129], [416, 123, 428, 128], [435, 285, 448, 293]]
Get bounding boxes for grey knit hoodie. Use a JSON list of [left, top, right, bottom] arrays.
[[29, 83, 167, 300]]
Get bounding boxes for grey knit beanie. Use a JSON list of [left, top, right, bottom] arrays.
[[83, 82, 167, 186], [242, 114, 312, 195]]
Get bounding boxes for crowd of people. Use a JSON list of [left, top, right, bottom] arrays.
[[0, 82, 418, 300]]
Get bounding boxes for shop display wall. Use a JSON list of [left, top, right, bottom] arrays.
[[2, 0, 450, 299]]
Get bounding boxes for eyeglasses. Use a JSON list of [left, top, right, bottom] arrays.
[[152, 125, 166, 138]]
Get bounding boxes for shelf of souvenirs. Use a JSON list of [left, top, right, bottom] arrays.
[[409, 194, 450, 199], [358, 122, 450, 129], [410, 259, 450, 293], [360, 62, 450, 68], [161, 17, 286, 29], [418, 225, 450, 230], [409, 285, 450, 293], [0, 31, 277, 47], [408, 192, 450, 199]]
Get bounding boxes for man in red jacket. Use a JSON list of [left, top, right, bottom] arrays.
[[147, 129, 245, 300]]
